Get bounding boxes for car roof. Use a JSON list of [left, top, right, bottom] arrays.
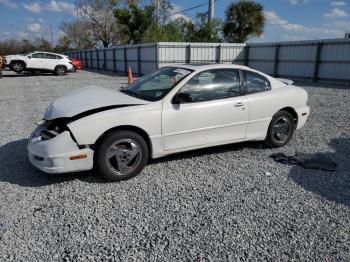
[[32, 51, 63, 56], [167, 63, 285, 89], [168, 63, 251, 71]]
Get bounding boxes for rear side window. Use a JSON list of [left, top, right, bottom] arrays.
[[45, 53, 58, 59], [244, 71, 270, 93]]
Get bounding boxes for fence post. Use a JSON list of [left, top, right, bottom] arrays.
[[90, 50, 93, 69], [112, 48, 116, 73], [186, 45, 191, 64], [244, 45, 249, 66], [137, 45, 141, 75], [124, 46, 127, 74], [273, 44, 280, 77], [313, 42, 322, 82], [96, 49, 100, 70], [155, 43, 159, 70], [103, 49, 106, 70], [85, 50, 88, 68], [216, 45, 221, 63]]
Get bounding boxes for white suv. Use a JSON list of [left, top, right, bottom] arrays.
[[4, 51, 74, 75]]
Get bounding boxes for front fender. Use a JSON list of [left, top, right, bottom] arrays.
[[67, 104, 162, 145]]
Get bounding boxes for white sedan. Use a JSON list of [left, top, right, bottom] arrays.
[[28, 64, 309, 181]]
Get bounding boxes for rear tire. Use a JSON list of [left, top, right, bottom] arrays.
[[54, 66, 67, 76], [11, 61, 25, 73], [265, 111, 295, 148], [96, 131, 149, 181]]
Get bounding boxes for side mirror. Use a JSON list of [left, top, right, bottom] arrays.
[[173, 92, 192, 104]]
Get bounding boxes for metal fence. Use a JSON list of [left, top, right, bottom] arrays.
[[66, 38, 350, 83]]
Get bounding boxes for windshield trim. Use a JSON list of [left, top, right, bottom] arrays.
[[123, 67, 194, 102], [120, 89, 145, 100]]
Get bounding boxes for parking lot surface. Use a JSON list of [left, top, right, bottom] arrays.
[[0, 70, 349, 261]]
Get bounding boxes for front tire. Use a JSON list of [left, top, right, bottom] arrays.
[[96, 131, 149, 181], [11, 61, 25, 73], [54, 66, 67, 76], [265, 111, 295, 148]]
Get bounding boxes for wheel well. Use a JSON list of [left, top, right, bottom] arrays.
[[279, 107, 298, 127], [55, 65, 67, 70], [10, 60, 26, 66], [93, 125, 152, 156]]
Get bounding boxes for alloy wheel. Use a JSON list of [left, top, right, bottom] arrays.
[[57, 67, 65, 75], [13, 63, 23, 72], [105, 138, 142, 175], [272, 116, 291, 142]]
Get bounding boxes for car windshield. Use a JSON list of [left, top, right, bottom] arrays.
[[121, 67, 193, 101]]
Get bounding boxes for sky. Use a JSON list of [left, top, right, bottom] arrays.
[[0, 0, 349, 44]]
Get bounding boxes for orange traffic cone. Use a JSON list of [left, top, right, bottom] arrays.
[[128, 65, 133, 84]]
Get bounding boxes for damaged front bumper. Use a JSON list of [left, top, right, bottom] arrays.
[[27, 125, 94, 174]]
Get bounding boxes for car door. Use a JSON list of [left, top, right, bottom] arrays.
[[162, 68, 249, 151], [26, 53, 45, 69], [242, 70, 274, 140], [44, 53, 59, 70]]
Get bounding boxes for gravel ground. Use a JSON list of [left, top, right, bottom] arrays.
[[0, 69, 349, 261]]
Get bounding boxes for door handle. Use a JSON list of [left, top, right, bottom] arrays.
[[234, 102, 244, 107]]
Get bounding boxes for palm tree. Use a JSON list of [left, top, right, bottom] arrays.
[[223, 0, 265, 43]]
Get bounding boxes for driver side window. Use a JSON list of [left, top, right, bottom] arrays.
[[179, 69, 241, 103]]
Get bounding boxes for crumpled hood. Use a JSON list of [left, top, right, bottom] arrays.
[[44, 86, 148, 120]]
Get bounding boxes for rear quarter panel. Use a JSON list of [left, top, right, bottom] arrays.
[[246, 85, 308, 140]]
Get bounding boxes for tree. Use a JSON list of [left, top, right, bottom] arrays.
[[157, 0, 174, 25], [55, 35, 71, 53], [114, 4, 156, 44], [223, 0, 265, 43], [58, 20, 94, 50], [19, 39, 36, 54], [36, 38, 54, 52], [77, 0, 120, 47], [114, 1, 175, 44], [0, 38, 53, 55], [191, 12, 222, 42], [142, 17, 195, 42]]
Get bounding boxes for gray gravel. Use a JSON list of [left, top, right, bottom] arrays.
[[0, 70, 349, 261]]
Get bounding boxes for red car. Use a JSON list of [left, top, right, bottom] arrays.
[[70, 58, 83, 71]]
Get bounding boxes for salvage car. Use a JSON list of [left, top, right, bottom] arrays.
[[28, 64, 310, 181], [3, 51, 73, 75]]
